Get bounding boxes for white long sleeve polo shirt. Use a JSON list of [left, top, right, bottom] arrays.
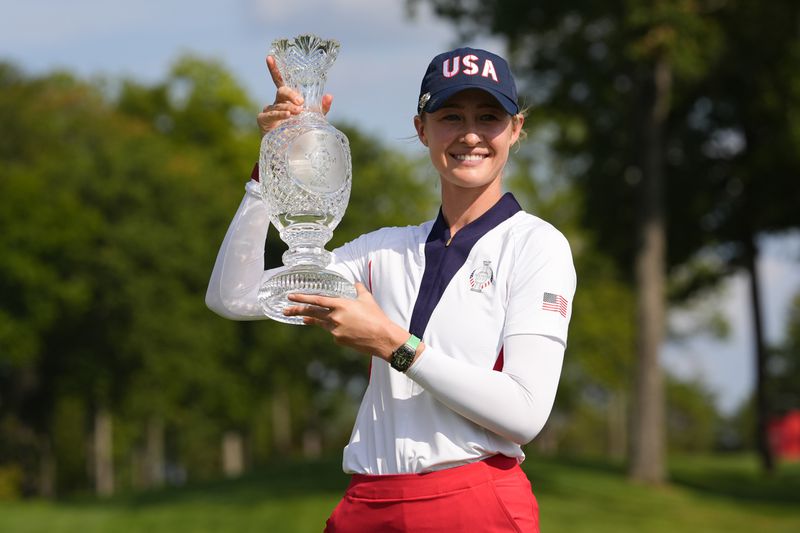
[[206, 181, 576, 474]]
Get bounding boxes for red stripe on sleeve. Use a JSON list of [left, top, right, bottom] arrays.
[[368, 259, 373, 382], [493, 346, 504, 372]]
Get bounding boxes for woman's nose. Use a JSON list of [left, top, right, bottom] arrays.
[[461, 131, 481, 145]]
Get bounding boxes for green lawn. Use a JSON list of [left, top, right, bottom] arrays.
[[528, 454, 800, 532], [1, 454, 798, 532]]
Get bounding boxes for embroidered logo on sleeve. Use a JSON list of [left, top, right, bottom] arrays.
[[542, 292, 568, 317]]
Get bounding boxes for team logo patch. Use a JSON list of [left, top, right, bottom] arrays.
[[469, 260, 494, 292]]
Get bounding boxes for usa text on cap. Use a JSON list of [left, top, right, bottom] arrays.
[[417, 47, 519, 115]]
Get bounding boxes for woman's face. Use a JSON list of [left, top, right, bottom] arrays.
[[414, 89, 523, 195]]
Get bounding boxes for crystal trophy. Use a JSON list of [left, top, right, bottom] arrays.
[[257, 34, 356, 324]]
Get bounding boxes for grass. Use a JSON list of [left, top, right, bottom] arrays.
[[1, 454, 798, 532], [527, 454, 800, 533]]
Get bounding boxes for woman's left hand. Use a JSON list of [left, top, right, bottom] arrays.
[[283, 283, 410, 361]]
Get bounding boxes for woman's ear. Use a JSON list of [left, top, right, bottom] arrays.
[[510, 114, 524, 144], [414, 115, 428, 146]]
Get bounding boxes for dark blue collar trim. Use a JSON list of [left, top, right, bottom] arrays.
[[408, 193, 521, 338]]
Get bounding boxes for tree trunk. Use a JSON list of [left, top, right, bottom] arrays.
[[38, 436, 55, 498], [93, 408, 114, 497], [629, 56, 670, 484], [222, 431, 245, 478], [744, 235, 775, 473], [271, 388, 292, 455], [302, 428, 323, 459], [144, 417, 165, 487], [608, 390, 627, 461]]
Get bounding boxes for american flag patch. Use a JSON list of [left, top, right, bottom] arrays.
[[542, 292, 568, 317]]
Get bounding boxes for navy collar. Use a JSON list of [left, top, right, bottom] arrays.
[[426, 192, 522, 246], [408, 192, 522, 338]]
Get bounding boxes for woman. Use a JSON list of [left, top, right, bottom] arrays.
[[207, 46, 576, 532]]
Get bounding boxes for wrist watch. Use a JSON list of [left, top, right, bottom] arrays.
[[390, 335, 421, 373]]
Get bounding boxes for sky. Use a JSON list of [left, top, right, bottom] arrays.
[[663, 236, 800, 413], [0, 0, 502, 144], [2, 0, 799, 414]]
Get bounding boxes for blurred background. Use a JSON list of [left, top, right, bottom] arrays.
[[1, 1, 799, 531]]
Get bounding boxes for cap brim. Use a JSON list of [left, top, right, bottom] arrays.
[[425, 85, 519, 115]]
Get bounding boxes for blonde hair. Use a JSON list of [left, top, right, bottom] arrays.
[[513, 108, 528, 142]]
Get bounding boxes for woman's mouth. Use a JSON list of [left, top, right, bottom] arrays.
[[452, 153, 488, 161]]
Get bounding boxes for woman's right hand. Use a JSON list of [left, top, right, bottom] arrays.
[[257, 55, 334, 136]]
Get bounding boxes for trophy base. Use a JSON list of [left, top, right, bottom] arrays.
[[257, 266, 358, 325]]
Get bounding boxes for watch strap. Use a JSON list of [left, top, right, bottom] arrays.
[[405, 334, 421, 352]]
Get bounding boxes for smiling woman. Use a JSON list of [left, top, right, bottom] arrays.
[[414, 89, 523, 232], [206, 45, 576, 532]]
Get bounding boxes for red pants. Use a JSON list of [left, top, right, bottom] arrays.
[[324, 455, 539, 532]]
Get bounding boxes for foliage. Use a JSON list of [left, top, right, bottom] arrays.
[[666, 376, 719, 453], [0, 59, 252, 492], [0, 55, 439, 495]]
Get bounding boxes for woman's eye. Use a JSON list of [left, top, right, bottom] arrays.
[[442, 114, 461, 121], [481, 114, 500, 121]]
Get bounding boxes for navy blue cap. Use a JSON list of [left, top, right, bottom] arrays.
[[417, 47, 519, 115]]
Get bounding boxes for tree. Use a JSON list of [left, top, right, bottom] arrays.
[[114, 55, 266, 485], [666, 0, 800, 472], [0, 64, 120, 495], [0, 59, 255, 494]]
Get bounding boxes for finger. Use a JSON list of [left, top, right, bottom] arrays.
[[276, 86, 304, 106], [266, 55, 284, 88], [257, 109, 291, 123], [321, 94, 333, 116], [354, 282, 369, 296], [302, 316, 334, 331], [257, 110, 292, 135], [257, 101, 305, 135], [260, 102, 303, 117], [282, 305, 301, 317], [283, 303, 329, 318], [287, 293, 338, 308], [262, 101, 302, 114]]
